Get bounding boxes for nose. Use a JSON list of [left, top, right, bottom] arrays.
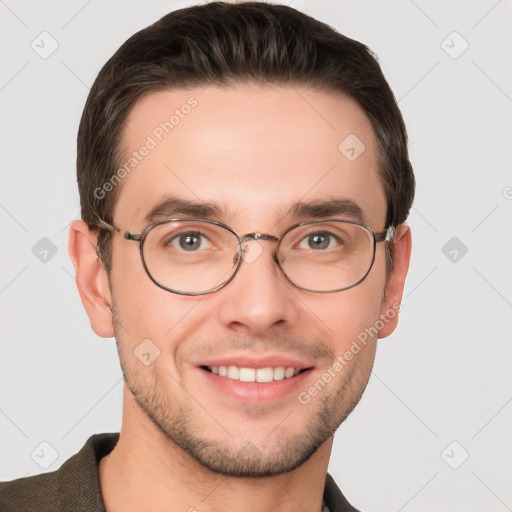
[[216, 238, 299, 336]]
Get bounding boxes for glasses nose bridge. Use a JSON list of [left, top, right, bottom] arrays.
[[237, 232, 280, 261], [239, 232, 280, 245]]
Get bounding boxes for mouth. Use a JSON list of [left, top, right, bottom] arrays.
[[200, 365, 308, 383], [196, 355, 314, 403]]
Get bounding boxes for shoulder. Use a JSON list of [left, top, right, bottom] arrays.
[[0, 433, 119, 512], [0, 469, 61, 512]]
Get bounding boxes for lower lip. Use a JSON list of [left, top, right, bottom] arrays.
[[199, 367, 313, 403]]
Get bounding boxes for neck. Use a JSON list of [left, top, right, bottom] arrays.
[[99, 388, 332, 512]]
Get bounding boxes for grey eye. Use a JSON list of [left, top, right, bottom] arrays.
[[300, 232, 339, 250], [168, 231, 210, 251]]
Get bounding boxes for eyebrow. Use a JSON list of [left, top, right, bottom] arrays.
[[144, 195, 366, 225], [144, 196, 225, 224], [286, 198, 365, 223]]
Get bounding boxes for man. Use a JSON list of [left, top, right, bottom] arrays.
[[0, 2, 414, 511]]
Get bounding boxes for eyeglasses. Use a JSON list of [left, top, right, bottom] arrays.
[[94, 217, 395, 295]]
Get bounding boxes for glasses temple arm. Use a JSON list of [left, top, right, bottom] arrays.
[[375, 225, 396, 243], [94, 217, 142, 241], [94, 217, 120, 234]]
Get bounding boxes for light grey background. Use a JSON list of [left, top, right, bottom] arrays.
[[1, 1, 511, 511]]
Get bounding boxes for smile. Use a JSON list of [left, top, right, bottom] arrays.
[[203, 365, 303, 382]]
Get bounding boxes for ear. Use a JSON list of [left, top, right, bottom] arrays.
[[378, 224, 412, 339], [68, 220, 115, 338]]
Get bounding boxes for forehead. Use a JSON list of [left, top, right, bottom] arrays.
[[114, 84, 386, 231]]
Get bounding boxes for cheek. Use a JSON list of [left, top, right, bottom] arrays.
[[109, 244, 172, 342], [312, 266, 386, 352], [330, 294, 381, 343], [109, 246, 212, 361]]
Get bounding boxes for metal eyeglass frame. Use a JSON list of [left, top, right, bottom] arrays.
[[94, 216, 396, 295]]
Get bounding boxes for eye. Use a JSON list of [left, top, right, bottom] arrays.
[[298, 231, 341, 250], [168, 231, 212, 251]]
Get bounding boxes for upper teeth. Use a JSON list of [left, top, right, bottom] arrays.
[[209, 365, 300, 382]]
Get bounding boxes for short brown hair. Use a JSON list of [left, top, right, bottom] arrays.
[[77, 1, 415, 276]]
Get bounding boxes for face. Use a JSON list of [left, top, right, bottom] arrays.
[[103, 84, 400, 476]]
